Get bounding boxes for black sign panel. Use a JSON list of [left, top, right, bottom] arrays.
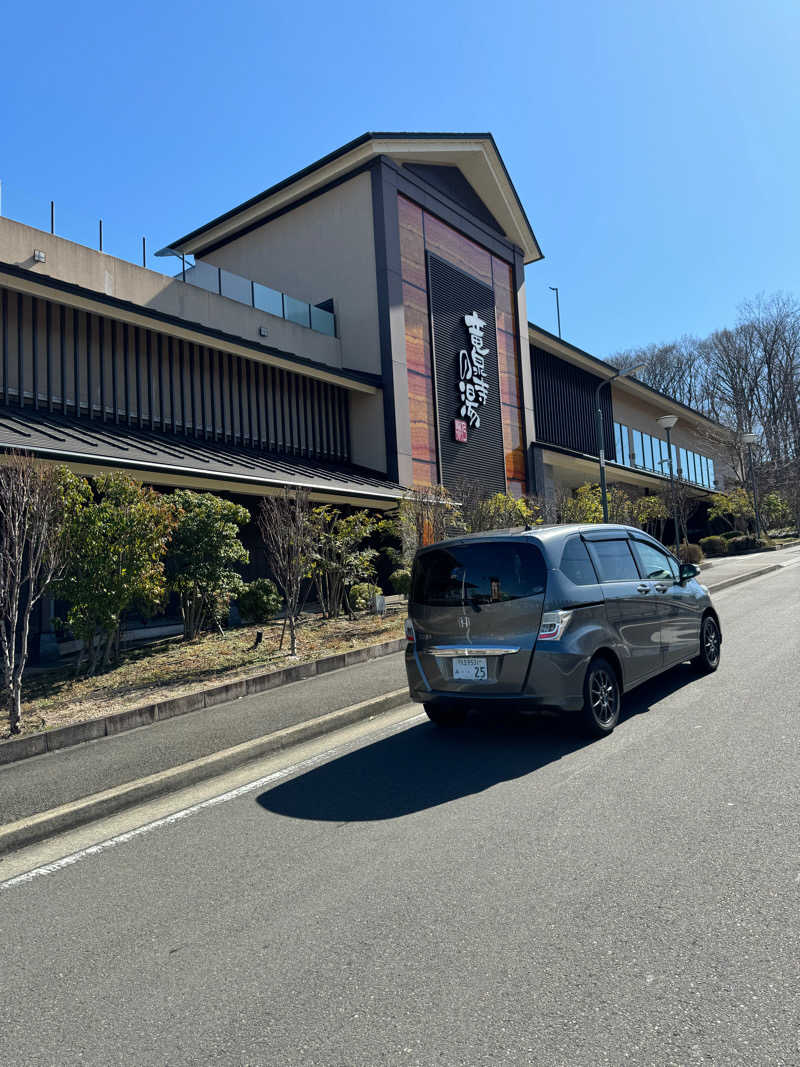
[[427, 253, 506, 494]]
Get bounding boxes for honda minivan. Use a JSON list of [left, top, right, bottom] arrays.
[[404, 524, 721, 736]]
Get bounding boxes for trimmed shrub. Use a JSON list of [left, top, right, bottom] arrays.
[[699, 535, 728, 557], [389, 568, 411, 596], [720, 530, 740, 540], [349, 582, 382, 611], [237, 578, 281, 624], [728, 535, 772, 554], [679, 542, 704, 564]]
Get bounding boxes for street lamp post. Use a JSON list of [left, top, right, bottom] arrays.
[[657, 414, 679, 554], [595, 364, 645, 522], [742, 432, 762, 539]]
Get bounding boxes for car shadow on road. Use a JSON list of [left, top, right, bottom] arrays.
[[256, 663, 704, 823], [256, 712, 590, 823]]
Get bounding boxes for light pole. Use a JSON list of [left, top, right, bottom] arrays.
[[548, 286, 561, 338], [595, 363, 646, 522], [742, 432, 762, 539], [657, 414, 679, 554]]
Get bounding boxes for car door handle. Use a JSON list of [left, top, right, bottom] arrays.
[[654, 584, 668, 593], [636, 584, 651, 594]]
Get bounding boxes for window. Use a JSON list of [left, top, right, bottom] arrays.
[[620, 425, 631, 465], [586, 539, 640, 582], [411, 542, 546, 606], [614, 422, 631, 466], [671, 443, 678, 477], [560, 537, 598, 586], [632, 429, 643, 468], [631, 540, 674, 581], [658, 438, 669, 475], [679, 447, 688, 479], [708, 458, 716, 489], [700, 455, 709, 488], [643, 433, 654, 471]]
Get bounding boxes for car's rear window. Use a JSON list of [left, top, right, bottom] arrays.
[[411, 542, 546, 606], [559, 536, 598, 586]]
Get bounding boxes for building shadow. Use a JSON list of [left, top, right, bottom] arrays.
[[255, 661, 703, 824]]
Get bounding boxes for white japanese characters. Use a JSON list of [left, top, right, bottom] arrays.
[[457, 311, 491, 433]]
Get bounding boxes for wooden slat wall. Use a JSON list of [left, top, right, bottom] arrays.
[[0, 286, 350, 462]]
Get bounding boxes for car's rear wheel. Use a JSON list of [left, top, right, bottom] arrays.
[[692, 614, 721, 673], [423, 702, 467, 727], [581, 657, 621, 737]]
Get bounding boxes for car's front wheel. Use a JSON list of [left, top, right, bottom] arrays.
[[423, 702, 467, 727], [692, 614, 721, 673], [581, 657, 621, 737]]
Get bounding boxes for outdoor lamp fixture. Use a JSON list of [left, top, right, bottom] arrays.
[[742, 432, 762, 539], [656, 414, 679, 553], [595, 363, 646, 522]]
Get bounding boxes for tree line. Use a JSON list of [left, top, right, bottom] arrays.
[[613, 291, 800, 531]]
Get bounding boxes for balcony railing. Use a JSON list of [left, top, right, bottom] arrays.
[[169, 257, 336, 337]]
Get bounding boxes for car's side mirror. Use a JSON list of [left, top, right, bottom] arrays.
[[679, 562, 701, 581]]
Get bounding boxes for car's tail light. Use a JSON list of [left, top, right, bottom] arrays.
[[537, 610, 573, 641], [404, 618, 415, 644]]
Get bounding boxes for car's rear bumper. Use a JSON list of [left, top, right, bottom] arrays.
[[405, 643, 586, 712]]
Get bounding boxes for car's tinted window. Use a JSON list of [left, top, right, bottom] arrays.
[[588, 539, 640, 582], [632, 540, 675, 580], [559, 536, 598, 586], [412, 542, 546, 606]]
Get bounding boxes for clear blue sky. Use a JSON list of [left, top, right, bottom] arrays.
[[2, 0, 797, 359]]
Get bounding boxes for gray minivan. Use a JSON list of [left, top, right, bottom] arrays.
[[404, 524, 721, 736]]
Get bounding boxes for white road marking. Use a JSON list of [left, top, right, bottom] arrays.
[[1, 712, 426, 891]]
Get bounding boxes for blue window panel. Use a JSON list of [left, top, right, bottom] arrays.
[[622, 425, 631, 465], [708, 458, 715, 489], [679, 448, 688, 480], [614, 422, 623, 463], [633, 429, 643, 468]]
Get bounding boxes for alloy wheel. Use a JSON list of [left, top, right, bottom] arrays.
[[590, 668, 618, 726], [703, 619, 720, 667]]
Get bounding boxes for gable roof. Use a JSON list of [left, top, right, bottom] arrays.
[[159, 132, 543, 265]]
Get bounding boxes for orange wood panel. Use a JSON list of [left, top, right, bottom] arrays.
[[422, 212, 492, 286], [398, 196, 426, 290], [413, 459, 437, 487], [403, 282, 432, 378]]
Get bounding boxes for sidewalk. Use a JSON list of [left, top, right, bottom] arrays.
[[700, 541, 800, 590], [0, 652, 407, 827]]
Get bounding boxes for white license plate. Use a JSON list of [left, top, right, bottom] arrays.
[[452, 656, 488, 681]]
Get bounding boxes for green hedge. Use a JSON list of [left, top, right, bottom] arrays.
[[237, 578, 282, 624], [728, 535, 772, 554], [349, 582, 382, 611], [678, 542, 704, 564], [699, 535, 728, 557]]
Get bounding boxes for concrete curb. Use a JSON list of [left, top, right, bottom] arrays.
[[0, 636, 406, 767], [704, 564, 783, 594], [0, 688, 412, 857]]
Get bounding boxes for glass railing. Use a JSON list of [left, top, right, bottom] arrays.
[[169, 256, 336, 337]]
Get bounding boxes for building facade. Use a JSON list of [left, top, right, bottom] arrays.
[[0, 132, 730, 513]]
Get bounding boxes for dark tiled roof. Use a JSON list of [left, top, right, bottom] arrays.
[[0, 406, 402, 503]]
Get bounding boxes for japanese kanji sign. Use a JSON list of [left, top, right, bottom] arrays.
[[455, 311, 491, 438]]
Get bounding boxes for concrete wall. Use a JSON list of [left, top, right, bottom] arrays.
[[200, 172, 380, 377], [0, 217, 343, 371]]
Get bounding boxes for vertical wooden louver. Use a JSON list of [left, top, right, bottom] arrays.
[[0, 286, 351, 463]]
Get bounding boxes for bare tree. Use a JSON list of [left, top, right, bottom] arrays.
[[257, 489, 313, 656], [0, 455, 75, 734]]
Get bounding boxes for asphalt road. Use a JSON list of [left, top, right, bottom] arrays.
[[2, 563, 799, 1066]]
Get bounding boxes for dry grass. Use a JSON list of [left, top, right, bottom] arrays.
[[5, 611, 404, 740]]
